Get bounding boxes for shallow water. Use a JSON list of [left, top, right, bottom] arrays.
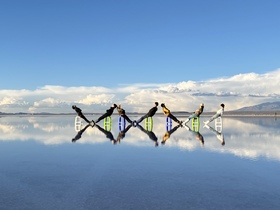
[[0, 116, 280, 210]]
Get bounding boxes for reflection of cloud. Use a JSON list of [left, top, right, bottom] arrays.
[[1, 116, 280, 162], [0, 69, 280, 113], [206, 132, 280, 161], [0, 124, 17, 133]]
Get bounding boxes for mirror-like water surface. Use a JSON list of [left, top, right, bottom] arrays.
[[1, 116, 280, 210]]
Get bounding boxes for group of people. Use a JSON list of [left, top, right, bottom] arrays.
[[72, 102, 225, 127], [72, 102, 225, 146], [72, 102, 160, 127]]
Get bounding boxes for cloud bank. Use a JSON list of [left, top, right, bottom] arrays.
[[1, 69, 280, 113]]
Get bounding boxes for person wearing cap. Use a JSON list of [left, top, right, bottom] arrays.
[[204, 103, 225, 125], [161, 103, 182, 124], [136, 102, 159, 124], [117, 104, 133, 123], [72, 105, 91, 123], [184, 103, 204, 124], [94, 104, 117, 124]]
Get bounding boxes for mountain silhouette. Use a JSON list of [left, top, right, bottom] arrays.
[[235, 101, 280, 111]]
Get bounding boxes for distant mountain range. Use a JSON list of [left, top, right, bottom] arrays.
[[235, 101, 280, 111], [1, 102, 280, 116]]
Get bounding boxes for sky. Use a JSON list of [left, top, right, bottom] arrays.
[[1, 0, 280, 113]]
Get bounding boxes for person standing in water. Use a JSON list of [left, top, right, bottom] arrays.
[[137, 102, 159, 124], [72, 105, 91, 124], [161, 103, 182, 124], [204, 103, 225, 125], [184, 103, 204, 124], [94, 104, 117, 124], [117, 104, 133, 123]]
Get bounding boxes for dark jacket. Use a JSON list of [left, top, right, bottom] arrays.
[[106, 107, 115, 115], [147, 106, 158, 117]]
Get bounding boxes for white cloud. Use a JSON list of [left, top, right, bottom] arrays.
[[1, 69, 280, 113], [0, 96, 17, 105], [78, 94, 115, 105]]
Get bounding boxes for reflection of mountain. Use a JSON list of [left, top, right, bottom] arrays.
[[226, 117, 280, 129], [210, 132, 280, 161], [1, 101, 280, 116]]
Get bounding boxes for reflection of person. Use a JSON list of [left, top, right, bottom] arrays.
[[204, 124, 225, 145], [72, 105, 91, 123], [184, 103, 204, 124], [184, 124, 204, 146], [204, 103, 225, 125], [137, 102, 159, 124], [161, 124, 181, 145], [196, 132, 204, 145], [117, 104, 132, 123], [116, 124, 132, 144], [72, 124, 91, 142], [161, 103, 181, 124], [137, 124, 158, 146], [95, 104, 117, 124], [95, 124, 117, 144]]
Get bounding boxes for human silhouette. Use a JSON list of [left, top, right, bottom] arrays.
[[137, 102, 158, 124], [184, 103, 204, 124], [161, 124, 181, 145], [116, 124, 132, 144], [94, 104, 117, 124], [136, 124, 158, 146], [72, 124, 91, 142], [95, 124, 116, 144], [204, 103, 225, 125], [117, 104, 132, 123], [204, 124, 225, 145], [161, 103, 182, 125], [72, 105, 91, 123], [184, 124, 204, 146]]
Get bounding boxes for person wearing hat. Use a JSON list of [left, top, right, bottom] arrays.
[[117, 104, 133, 123], [72, 105, 91, 124], [94, 104, 117, 124], [161, 103, 182, 124], [136, 102, 159, 124], [204, 103, 225, 125], [184, 103, 204, 124]]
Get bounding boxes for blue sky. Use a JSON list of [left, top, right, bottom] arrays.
[[1, 0, 280, 113]]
